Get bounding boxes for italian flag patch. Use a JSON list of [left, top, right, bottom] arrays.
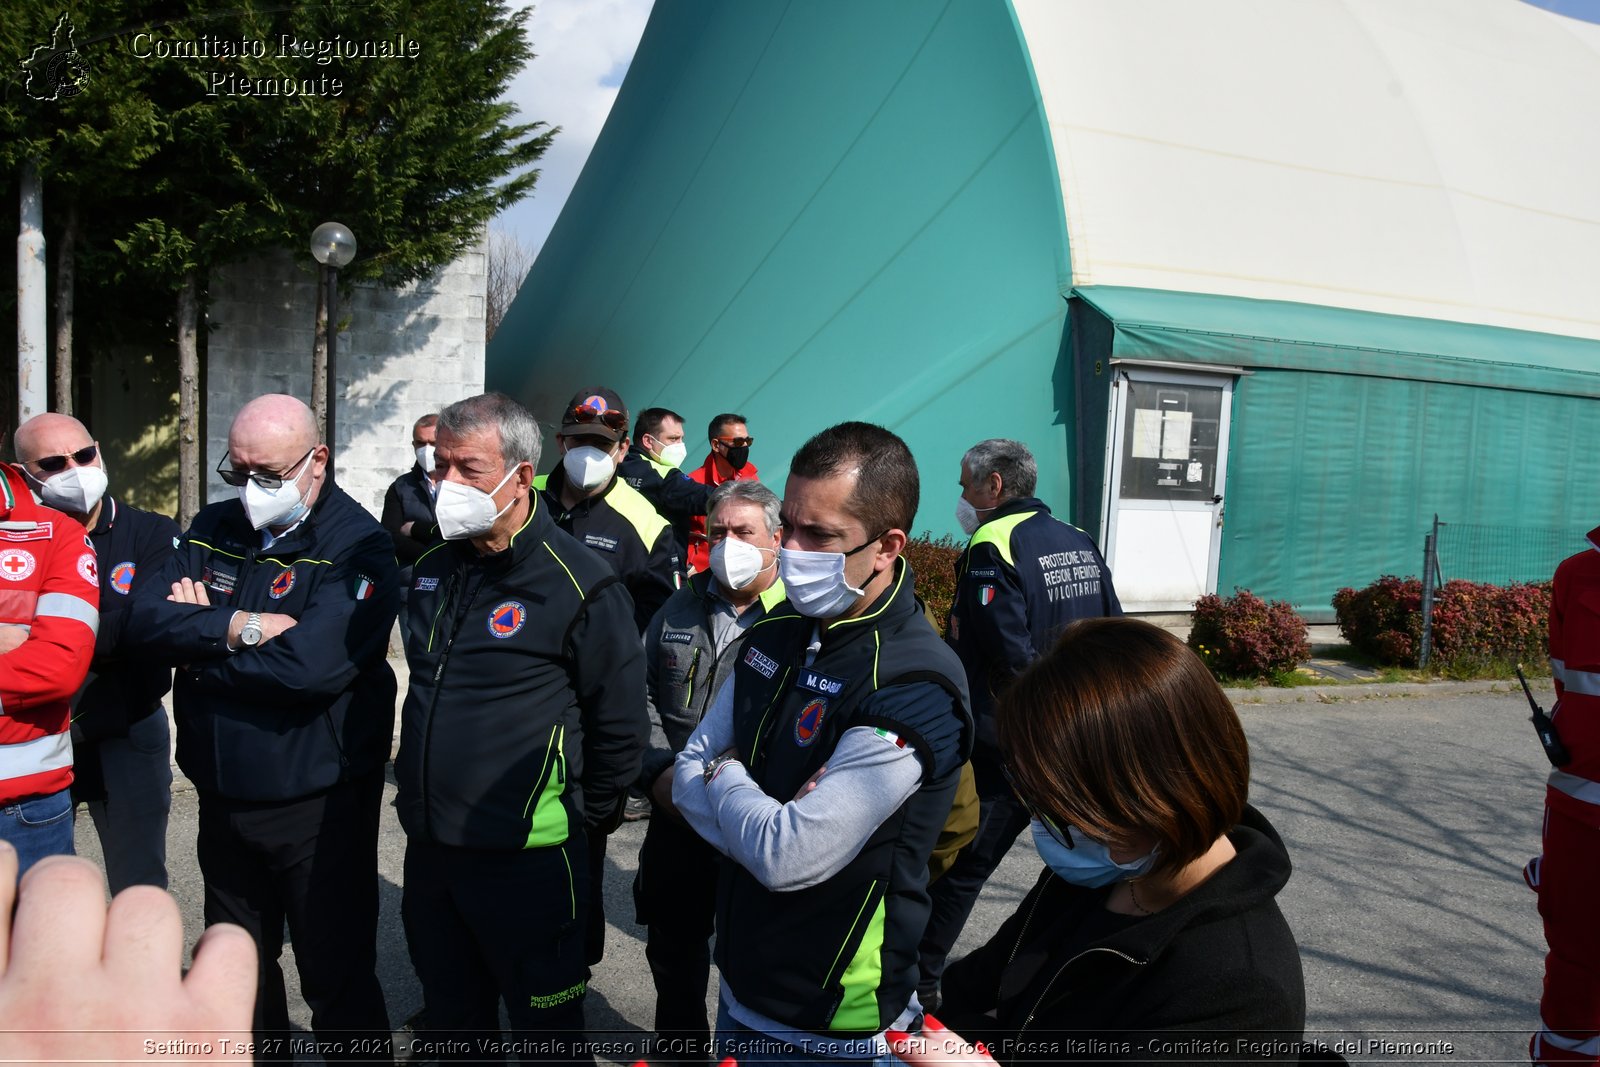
[[874, 728, 907, 748], [354, 574, 376, 600]]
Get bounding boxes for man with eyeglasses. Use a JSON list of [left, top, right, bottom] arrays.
[[685, 413, 759, 574], [125, 394, 400, 1063], [0, 427, 99, 877], [12, 414, 178, 893]]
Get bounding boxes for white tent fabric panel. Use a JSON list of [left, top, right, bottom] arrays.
[[1012, 0, 1600, 340]]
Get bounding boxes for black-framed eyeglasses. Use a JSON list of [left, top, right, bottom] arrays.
[[567, 405, 628, 432], [1001, 762, 1076, 850], [33, 444, 98, 473], [217, 447, 315, 489]]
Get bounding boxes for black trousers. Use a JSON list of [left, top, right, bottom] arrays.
[[402, 836, 593, 1065], [196, 768, 390, 1065], [633, 814, 718, 1067], [916, 750, 1031, 1007]]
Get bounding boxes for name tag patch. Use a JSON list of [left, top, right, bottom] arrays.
[[743, 645, 779, 679], [796, 667, 845, 697], [584, 533, 619, 553], [661, 628, 694, 645], [415, 576, 440, 591], [968, 568, 997, 579], [202, 565, 237, 597]]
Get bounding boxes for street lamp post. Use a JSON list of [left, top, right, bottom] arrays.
[[310, 221, 357, 477]]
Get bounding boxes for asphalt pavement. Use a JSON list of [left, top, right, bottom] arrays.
[[73, 677, 1551, 1065]]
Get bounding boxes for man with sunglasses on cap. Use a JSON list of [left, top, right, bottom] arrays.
[[125, 394, 400, 1063], [536, 386, 681, 965], [538, 386, 681, 635], [685, 414, 759, 573], [12, 414, 178, 894], [0, 428, 99, 878]]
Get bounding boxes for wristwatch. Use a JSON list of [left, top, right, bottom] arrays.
[[239, 612, 264, 649], [703, 752, 741, 785]]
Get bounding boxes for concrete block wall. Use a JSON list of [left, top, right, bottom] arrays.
[[205, 237, 487, 518]]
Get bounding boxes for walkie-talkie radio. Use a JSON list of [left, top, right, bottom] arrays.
[[1516, 665, 1571, 768]]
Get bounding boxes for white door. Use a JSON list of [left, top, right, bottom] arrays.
[[1102, 367, 1234, 612]]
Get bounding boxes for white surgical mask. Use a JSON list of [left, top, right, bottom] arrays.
[[415, 444, 436, 474], [778, 536, 880, 619], [239, 457, 313, 530], [710, 537, 773, 592], [563, 444, 617, 491], [1030, 818, 1158, 888], [435, 467, 520, 541], [658, 441, 688, 469], [956, 497, 994, 536], [37, 465, 108, 516]]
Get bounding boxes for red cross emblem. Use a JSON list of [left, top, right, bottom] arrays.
[[0, 549, 36, 581]]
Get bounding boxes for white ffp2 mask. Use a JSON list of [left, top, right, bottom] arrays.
[[435, 467, 520, 540], [563, 445, 617, 491], [710, 537, 773, 592]]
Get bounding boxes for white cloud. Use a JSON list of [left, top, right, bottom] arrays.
[[493, 0, 655, 259]]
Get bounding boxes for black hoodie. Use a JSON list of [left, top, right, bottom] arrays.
[[941, 805, 1306, 1063]]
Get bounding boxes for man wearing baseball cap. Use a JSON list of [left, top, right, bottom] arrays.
[[536, 385, 681, 965], [538, 387, 680, 635]]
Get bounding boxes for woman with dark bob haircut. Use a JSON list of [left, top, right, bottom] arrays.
[[889, 617, 1308, 1064]]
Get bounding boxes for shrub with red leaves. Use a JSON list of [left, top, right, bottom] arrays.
[[1332, 575, 1550, 674], [1187, 589, 1310, 680], [903, 533, 963, 637], [1332, 575, 1422, 665]]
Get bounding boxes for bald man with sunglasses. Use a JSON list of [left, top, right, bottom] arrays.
[[13, 413, 179, 894], [125, 394, 400, 1063]]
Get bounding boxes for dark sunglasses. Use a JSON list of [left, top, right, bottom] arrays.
[[715, 435, 755, 448], [33, 444, 98, 473], [1001, 762, 1076, 849], [568, 405, 628, 432], [217, 447, 314, 490]]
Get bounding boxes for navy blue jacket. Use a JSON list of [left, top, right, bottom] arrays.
[[948, 497, 1121, 751], [125, 480, 401, 802], [73, 497, 180, 745], [381, 465, 437, 567], [618, 451, 708, 561]]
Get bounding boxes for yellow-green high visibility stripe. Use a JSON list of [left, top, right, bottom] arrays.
[[644, 454, 676, 477], [830, 898, 888, 1031], [603, 478, 671, 546], [524, 724, 569, 848], [966, 512, 1031, 568], [758, 579, 787, 612]]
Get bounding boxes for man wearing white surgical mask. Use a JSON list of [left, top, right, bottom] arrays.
[[124, 393, 400, 1060], [395, 392, 646, 1063], [633, 479, 783, 1066], [13, 413, 179, 895], [381, 412, 440, 594], [673, 422, 973, 1062]]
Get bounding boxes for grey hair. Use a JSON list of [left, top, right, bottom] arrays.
[[963, 438, 1037, 501], [436, 392, 542, 469], [708, 479, 781, 538]]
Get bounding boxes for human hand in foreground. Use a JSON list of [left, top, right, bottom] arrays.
[[887, 1014, 997, 1067], [0, 845, 257, 1063]]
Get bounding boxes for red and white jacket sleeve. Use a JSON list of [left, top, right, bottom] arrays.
[[0, 484, 99, 804]]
